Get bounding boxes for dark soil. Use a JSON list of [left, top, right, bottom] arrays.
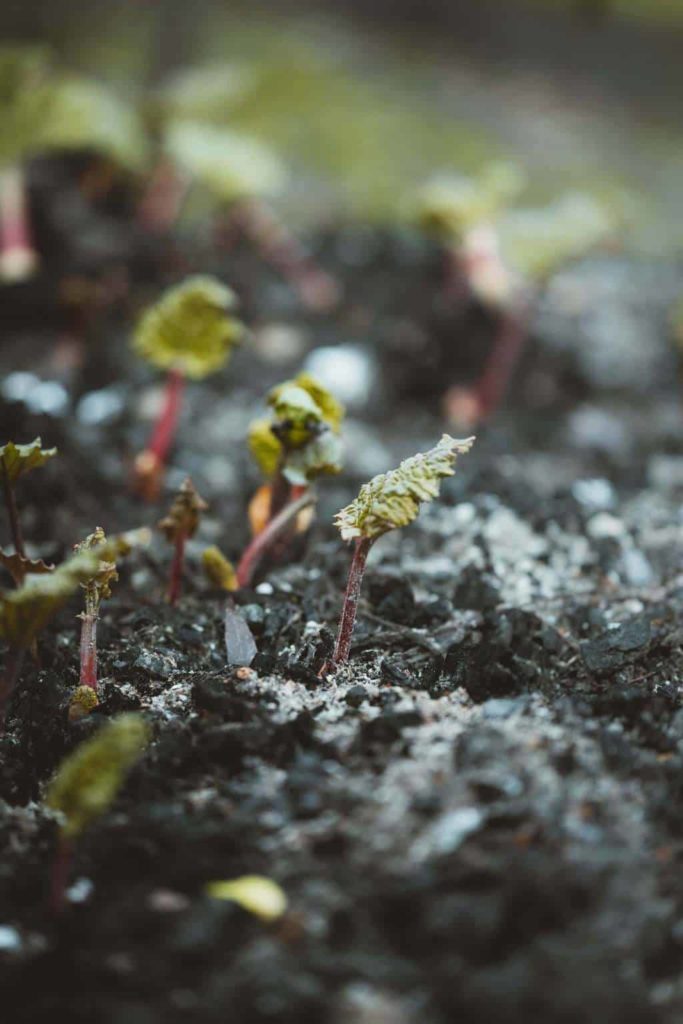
[[1, 152, 683, 1024]]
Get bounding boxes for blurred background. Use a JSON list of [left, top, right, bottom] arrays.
[[1, 0, 682, 245]]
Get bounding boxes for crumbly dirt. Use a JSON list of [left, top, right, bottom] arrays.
[[1, 153, 683, 1023]]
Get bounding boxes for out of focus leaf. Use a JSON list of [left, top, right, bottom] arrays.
[[415, 161, 525, 239], [45, 714, 149, 840], [248, 418, 282, 479], [0, 438, 57, 482], [206, 875, 287, 922], [282, 427, 342, 486], [164, 121, 285, 203], [132, 275, 244, 379], [0, 45, 53, 164], [153, 63, 257, 124], [202, 546, 238, 592], [499, 192, 613, 282], [38, 74, 148, 171]]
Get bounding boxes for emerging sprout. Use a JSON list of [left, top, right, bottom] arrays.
[[131, 276, 244, 501], [202, 546, 238, 592], [238, 374, 343, 588], [158, 477, 208, 605], [68, 528, 119, 721], [1, 438, 57, 580], [0, 528, 149, 729], [327, 435, 474, 669], [45, 713, 149, 911], [249, 372, 344, 515], [206, 875, 287, 923]]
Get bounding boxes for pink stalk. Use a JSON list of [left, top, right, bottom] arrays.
[[237, 491, 315, 589], [134, 367, 185, 501], [79, 613, 98, 690], [331, 537, 373, 666], [0, 165, 37, 282], [138, 158, 191, 233], [236, 198, 340, 312], [168, 532, 186, 606], [472, 300, 531, 422], [2, 459, 25, 558]]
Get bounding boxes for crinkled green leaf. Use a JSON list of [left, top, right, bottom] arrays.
[[248, 417, 282, 479], [0, 438, 57, 483], [45, 714, 149, 840], [132, 275, 244, 379], [37, 74, 148, 171], [335, 434, 474, 541], [415, 161, 525, 239], [271, 372, 344, 434], [0, 528, 150, 649], [499, 192, 613, 282], [249, 374, 345, 482], [0, 549, 53, 586], [153, 63, 257, 125], [164, 121, 285, 203], [282, 427, 342, 485]]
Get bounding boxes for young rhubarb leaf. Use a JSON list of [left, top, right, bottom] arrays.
[[132, 276, 244, 379], [0, 438, 57, 482], [0, 550, 53, 587], [164, 121, 285, 204], [335, 434, 474, 542]]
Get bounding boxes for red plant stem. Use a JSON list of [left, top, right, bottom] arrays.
[[138, 157, 191, 233], [1, 461, 25, 557], [50, 835, 73, 914], [168, 532, 186, 606], [472, 300, 531, 422], [332, 536, 374, 666], [237, 491, 315, 589], [79, 612, 98, 690], [0, 647, 26, 732], [268, 466, 291, 523], [0, 165, 37, 282], [235, 198, 339, 311], [148, 367, 185, 465]]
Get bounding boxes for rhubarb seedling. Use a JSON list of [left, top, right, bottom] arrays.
[[0, 438, 57, 582], [45, 713, 149, 912], [68, 527, 119, 722], [158, 477, 208, 605], [131, 276, 244, 500], [0, 529, 149, 729], [238, 374, 343, 587], [248, 372, 344, 523], [416, 170, 612, 426], [327, 435, 474, 669]]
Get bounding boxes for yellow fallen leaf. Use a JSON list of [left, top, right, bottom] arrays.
[[205, 875, 287, 922]]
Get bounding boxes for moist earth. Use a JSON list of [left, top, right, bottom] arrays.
[[0, 158, 683, 1023]]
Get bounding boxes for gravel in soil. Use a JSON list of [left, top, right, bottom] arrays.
[[1, 161, 683, 1023]]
